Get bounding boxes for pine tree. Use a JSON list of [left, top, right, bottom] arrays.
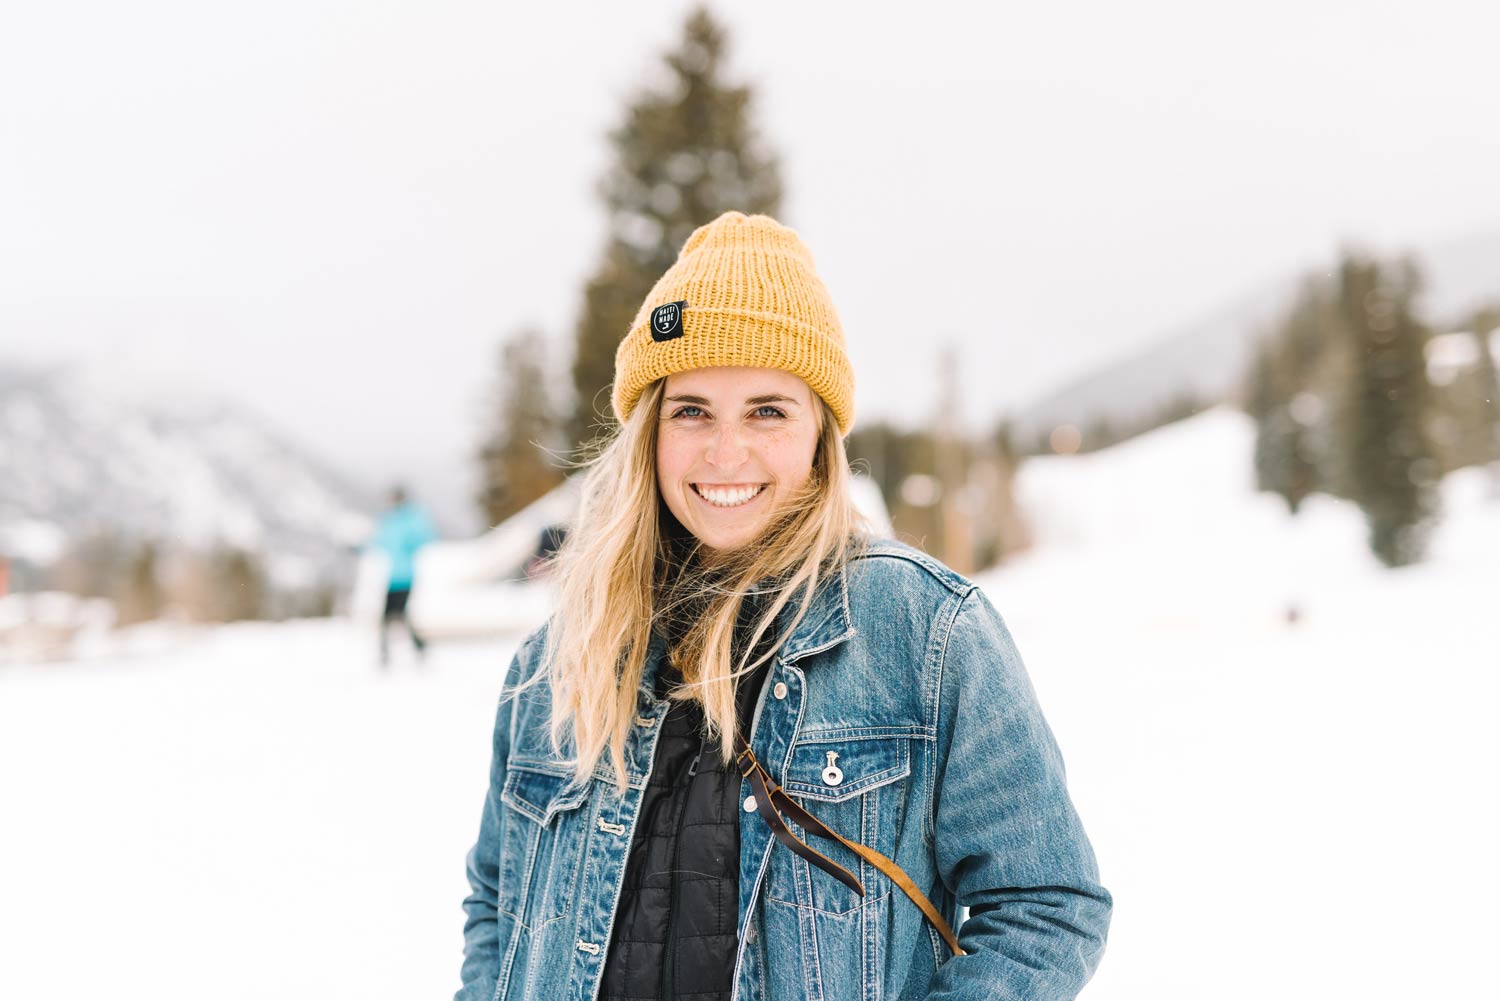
[[1248, 342, 1294, 503], [1336, 252, 1440, 567], [476, 328, 565, 528], [215, 548, 266, 622], [845, 422, 902, 511], [567, 6, 783, 448], [1470, 306, 1500, 494], [52, 529, 127, 599], [115, 540, 164, 626], [1247, 280, 1329, 513]]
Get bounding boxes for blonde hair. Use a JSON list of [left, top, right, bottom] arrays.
[[526, 378, 869, 791]]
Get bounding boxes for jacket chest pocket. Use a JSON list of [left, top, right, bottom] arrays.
[[497, 761, 592, 930], [763, 735, 912, 915]]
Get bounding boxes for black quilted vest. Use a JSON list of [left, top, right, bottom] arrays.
[[599, 594, 775, 1001]]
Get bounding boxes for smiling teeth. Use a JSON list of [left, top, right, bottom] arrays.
[[695, 484, 764, 508]]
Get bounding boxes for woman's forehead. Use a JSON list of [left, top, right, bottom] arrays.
[[662, 366, 809, 401]]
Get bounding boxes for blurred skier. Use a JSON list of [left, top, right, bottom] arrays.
[[370, 485, 437, 667]]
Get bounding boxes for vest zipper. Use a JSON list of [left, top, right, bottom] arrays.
[[660, 729, 706, 1000]]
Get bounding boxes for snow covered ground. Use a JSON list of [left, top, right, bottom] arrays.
[[2, 407, 1495, 999]]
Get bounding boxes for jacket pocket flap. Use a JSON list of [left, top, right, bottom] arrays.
[[501, 765, 590, 826], [781, 736, 910, 803]]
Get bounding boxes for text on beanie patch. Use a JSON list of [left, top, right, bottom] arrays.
[[650, 300, 688, 342]]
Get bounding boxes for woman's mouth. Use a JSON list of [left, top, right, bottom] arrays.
[[691, 483, 768, 509]]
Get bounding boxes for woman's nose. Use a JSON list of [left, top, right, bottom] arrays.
[[705, 422, 749, 469]]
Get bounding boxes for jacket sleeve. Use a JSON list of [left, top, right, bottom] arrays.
[[925, 587, 1112, 1000], [454, 643, 525, 1000]]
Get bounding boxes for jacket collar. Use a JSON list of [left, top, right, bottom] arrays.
[[776, 559, 855, 664], [638, 557, 856, 703]]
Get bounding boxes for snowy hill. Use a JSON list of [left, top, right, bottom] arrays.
[[984, 407, 1499, 632], [0, 364, 375, 581], [1014, 227, 1500, 440], [974, 409, 1498, 999], [1, 407, 1495, 999]]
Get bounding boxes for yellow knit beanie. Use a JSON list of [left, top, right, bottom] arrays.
[[611, 211, 854, 436]]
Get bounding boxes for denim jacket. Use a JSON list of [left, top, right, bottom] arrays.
[[457, 537, 1112, 1000]]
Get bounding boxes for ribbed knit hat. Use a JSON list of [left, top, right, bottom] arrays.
[[611, 211, 854, 436]]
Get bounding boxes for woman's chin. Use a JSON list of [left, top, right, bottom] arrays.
[[686, 517, 767, 553], [693, 530, 753, 552]]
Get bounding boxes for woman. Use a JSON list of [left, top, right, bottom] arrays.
[[457, 212, 1112, 1001]]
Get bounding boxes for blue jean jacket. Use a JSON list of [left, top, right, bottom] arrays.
[[457, 538, 1112, 1000]]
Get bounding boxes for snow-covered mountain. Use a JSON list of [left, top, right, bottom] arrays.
[[1014, 227, 1500, 441], [0, 364, 375, 582]]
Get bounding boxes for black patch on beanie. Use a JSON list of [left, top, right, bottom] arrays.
[[650, 300, 688, 342]]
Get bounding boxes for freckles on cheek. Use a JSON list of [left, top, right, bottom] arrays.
[[764, 431, 816, 481], [759, 439, 792, 470]]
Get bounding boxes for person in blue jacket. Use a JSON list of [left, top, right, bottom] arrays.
[[371, 485, 437, 667]]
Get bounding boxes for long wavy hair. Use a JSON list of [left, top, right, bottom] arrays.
[[524, 377, 869, 791]]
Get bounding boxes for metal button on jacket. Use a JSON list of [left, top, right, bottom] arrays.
[[821, 751, 844, 786]]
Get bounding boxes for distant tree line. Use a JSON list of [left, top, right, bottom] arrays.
[[845, 417, 1029, 572], [38, 531, 334, 625], [1245, 248, 1500, 566], [1020, 392, 1213, 458], [469, 8, 1500, 582]]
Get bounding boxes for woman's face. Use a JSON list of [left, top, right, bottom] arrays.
[[656, 366, 820, 552]]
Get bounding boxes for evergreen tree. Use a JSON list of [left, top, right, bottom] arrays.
[[1426, 310, 1499, 475], [1470, 307, 1500, 493], [476, 328, 565, 528], [115, 540, 164, 626], [1336, 252, 1440, 567], [1247, 342, 1291, 499], [993, 417, 1022, 466], [52, 529, 128, 599], [1247, 280, 1329, 513], [567, 6, 783, 448], [974, 418, 1030, 567], [846, 423, 936, 523], [214, 548, 266, 622]]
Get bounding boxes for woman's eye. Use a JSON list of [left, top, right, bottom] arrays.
[[667, 404, 783, 421]]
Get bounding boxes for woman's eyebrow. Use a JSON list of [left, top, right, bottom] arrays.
[[663, 393, 802, 406]]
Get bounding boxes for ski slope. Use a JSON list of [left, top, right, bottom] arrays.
[[1, 407, 1495, 999]]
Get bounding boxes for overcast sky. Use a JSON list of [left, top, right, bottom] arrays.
[[4, 0, 1499, 531]]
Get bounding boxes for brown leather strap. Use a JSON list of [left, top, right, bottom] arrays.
[[735, 733, 966, 957], [742, 758, 865, 895]]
